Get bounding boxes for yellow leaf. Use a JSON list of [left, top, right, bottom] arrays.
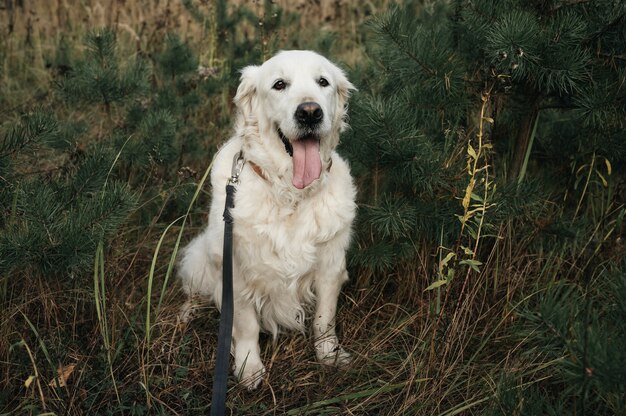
[[482, 116, 494, 124], [438, 251, 456, 274], [467, 143, 477, 160], [447, 268, 455, 280], [49, 363, 77, 388], [462, 190, 471, 210], [462, 179, 475, 210], [461, 245, 474, 255], [597, 171, 608, 188], [605, 158, 612, 176], [424, 279, 448, 291], [25, 375, 35, 388]]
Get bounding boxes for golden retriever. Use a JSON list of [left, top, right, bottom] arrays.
[[178, 50, 356, 389]]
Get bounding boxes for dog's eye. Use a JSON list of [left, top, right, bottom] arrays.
[[318, 77, 330, 87], [272, 80, 286, 91]]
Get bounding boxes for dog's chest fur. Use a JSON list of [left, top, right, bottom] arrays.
[[229, 158, 355, 333]]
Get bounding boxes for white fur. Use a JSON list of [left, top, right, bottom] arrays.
[[178, 50, 356, 389]]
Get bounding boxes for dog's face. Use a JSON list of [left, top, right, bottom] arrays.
[[234, 50, 355, 189]]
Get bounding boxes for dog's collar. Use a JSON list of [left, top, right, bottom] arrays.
[[248, 160, 267, 181]]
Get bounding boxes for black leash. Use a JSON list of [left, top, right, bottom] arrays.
[[210, 151, 244, 416]]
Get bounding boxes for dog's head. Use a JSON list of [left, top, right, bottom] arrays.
[[234, 50, 355, 189]]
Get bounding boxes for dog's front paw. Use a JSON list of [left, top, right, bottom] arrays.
[[315, 336, 352, 367], [234, 359, 266, 390], [178, 298, 198, 324], [318, 346, 352, 367]]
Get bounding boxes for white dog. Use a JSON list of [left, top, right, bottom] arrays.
[[178, 50, 356, 389]]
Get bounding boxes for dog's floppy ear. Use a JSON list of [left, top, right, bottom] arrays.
[[234, 65, 259, 121], [335, 67, 356, 109], [333, 67, 356, 131]]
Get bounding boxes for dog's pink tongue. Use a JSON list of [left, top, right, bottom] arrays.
[[291, 137, 321, 189]]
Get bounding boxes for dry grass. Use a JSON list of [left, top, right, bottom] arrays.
[[0, 185, 530, 414], [1, 0, 372, 39], [0, 198, 557, 413], [1, 0, 373, 105]]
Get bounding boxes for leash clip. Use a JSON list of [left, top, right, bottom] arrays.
[[229, 150, 245, 184]]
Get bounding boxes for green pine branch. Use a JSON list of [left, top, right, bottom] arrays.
[[0, 111, 59, 157]]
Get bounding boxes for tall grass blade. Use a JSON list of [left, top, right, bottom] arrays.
[[143, 158, 213, 406], [93, 240, 121, 403]]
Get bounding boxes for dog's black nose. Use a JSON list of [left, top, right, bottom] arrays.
[[295, 102, 323, 127]]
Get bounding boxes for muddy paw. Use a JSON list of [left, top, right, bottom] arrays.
[[315, 337, 352, 367], [178, 299, 198, 324], [234, 360, 265, 390]]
